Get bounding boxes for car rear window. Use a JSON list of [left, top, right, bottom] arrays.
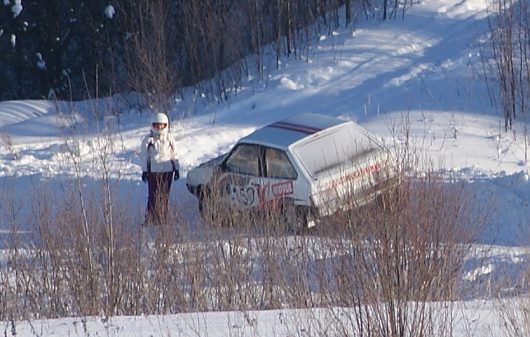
[[293, 124, 381, 176]]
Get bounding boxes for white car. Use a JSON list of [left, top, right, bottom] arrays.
[[186, 112, 396, 229]]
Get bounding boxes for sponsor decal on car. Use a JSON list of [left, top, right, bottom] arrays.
[[324, 162, 381, 191], [256, 180, 295, 209], [224, 178, 295, 209]]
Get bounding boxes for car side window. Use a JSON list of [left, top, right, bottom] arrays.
[[265, 148, 297, 179], [224, 144, 261, 176]]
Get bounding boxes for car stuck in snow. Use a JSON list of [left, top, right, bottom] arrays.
[[186, 112, 396, 230]]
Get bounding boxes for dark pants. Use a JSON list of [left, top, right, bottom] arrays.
[[145, 171, 173, 225]]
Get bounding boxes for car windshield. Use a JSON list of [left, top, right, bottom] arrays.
[[224, 143, 261, 176]]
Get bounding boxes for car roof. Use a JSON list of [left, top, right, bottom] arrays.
[[239, 112, 349, 149]]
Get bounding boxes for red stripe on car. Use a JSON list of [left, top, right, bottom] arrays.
[[268, 121, 321, 135]]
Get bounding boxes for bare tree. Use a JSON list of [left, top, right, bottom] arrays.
[[121, 0, 178, 112], [486, 0, 530, 164]]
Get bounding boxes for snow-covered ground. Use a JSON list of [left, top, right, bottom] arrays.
[[1, 0, 530, 335], [0, 300, 509, 337]]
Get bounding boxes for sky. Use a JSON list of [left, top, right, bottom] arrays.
[[1, 0, 530, 335]]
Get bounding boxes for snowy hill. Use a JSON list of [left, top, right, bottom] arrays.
[[1, 0, 530, 335]]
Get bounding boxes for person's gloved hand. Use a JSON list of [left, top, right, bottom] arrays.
[[174, 170, 180, 181], [142, 172, 148, 183]]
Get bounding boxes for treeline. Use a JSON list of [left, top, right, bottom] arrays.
[[0, 0, 408, 108]]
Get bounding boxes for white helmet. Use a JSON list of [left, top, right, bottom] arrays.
[[151, 112, 169, 124], [150, 112, 169, 135]]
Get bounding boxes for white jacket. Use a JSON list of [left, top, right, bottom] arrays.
[[141, 131, 179, 173]]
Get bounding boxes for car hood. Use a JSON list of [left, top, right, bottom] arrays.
[[186, 153, 227, 187]]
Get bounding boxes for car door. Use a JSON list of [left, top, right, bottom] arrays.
[[258, 147, 299, 208], [218, 143, 265, 209]]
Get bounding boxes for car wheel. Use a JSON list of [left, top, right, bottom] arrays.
[[198, 186, 233, 227], [376, 181, 402, 212], [281, 199, 309, 234], [197, 186, 213, 221]]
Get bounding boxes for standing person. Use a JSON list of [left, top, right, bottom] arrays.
[[140, 112, 179, 225]]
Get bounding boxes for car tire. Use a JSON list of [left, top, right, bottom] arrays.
[[197, 186, 213, 221], [376, 180, 402, 212], [281, 199, 310, 234], [198, 186, 233, 227]]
